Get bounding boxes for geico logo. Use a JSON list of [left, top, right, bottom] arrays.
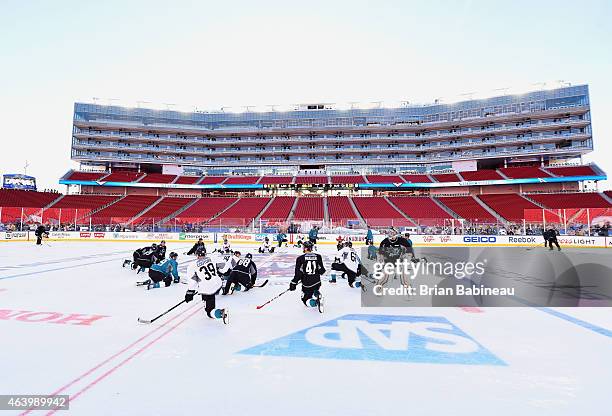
[[463, 236, 497, 243], [508, 237, 536, 243]]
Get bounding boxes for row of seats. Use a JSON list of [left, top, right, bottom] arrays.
[[2, 189, 610, 225], [65, 165, 601, 186], [0, 189, 59, 208]]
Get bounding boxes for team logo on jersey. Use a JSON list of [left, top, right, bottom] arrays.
[[239, 314, 504, 365]]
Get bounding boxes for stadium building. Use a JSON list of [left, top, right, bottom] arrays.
[[1, 84, 610, 233]]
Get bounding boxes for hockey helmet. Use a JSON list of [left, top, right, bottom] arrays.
[[195, 248, 206, 257], [151, 243, 158, 249], [388, 229, 398, 242], [303, 241, 314, 251], [245, 253, 252, 259], [344, 240, 353, 248], [169, 252, 178, 259]]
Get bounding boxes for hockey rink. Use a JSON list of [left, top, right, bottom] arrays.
[[1, 241, 611, 416]]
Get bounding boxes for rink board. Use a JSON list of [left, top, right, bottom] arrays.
[[0, 242, 610, 416]]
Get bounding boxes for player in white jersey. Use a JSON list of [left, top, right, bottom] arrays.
[[330, 241, 361, 288], [218, 250, 241, 279], [184, 248, 229, 324], [221, 238, 232, 253], [258, 237, 275, 253]]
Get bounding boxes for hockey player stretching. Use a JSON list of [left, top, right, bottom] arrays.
[[258, 237, 275, 253], [222, 253, 258, 295], [145, 252, 180, 289], [184, 248, 229, 324], [330, 241, 361, 288], [289, 241, 326, 312]]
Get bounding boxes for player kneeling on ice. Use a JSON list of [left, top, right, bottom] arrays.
[[222, 253, 259, 295], [184, 248, 229, 324], [143, 252, 180, 289], [214, 238, 232, 254], [288, 241, 326, 313], [258, 237, 275, 253], [330, 241, 361, 288], [218, 250, 241, 280], [186, 238, 206, 255], [125, 244, 159, 273]]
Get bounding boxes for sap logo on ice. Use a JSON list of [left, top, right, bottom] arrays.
[[239, 314, 504, 365]]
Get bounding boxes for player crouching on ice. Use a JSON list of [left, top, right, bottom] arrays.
[[288, 241, 326, 313], [142, 252, 180, 289], [124, 244, 159, 273], [214, 238, 232, 254], [222, 253, 258, 295], [186, 238, 206, 255], [184, 248, 229, 324], [258, 237, 275, 253], [34, 223, 49, 246], [330, 241, 361, 288]]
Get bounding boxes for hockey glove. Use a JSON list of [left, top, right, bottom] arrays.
[[289, 282, 297, 291], [185, 290, 196, 303]]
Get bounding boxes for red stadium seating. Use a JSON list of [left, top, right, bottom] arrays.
[[50, 194, 119, 209], [527, 193, 611, 208], [351, 197, 413, 226], [499, 167, 550, 179], [138, 173, 177, 184], [431, 173, 461, 183], [293, 197, 324, 220], [401, 174, 432, 183], [100, 171, 144, 182], [210, 197, 270, 226], [295, 176, 328, 185], [199, 176, 227, 184], [366, 175, 404, 183], [66, 171, 107, 181], [174, 176, 201, 184], [437, 196, 496, 221], [477, 194, 543, 221], [330, 175, 366, 184], [89, 195, 158, 223], [0, 189, 59, 208], [259, 196, 295, 221], [173, 198, 237, 223], [327, 196, 358, 222], [459, 170, 503, 181], [605, 191, 612, 199], [388, 197, 452, 225], [546, 166, 597, 177], [259, 176, 294, 185], [223, 176, 261, 185], [134, 197, 194, 222]]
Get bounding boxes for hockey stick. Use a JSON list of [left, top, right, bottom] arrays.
[[138, 299, 187, 324], [256, 284, 297, 309], [253, 279, 269, 288]]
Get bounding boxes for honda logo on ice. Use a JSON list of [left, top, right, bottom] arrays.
[[239, 314, 504, 365]]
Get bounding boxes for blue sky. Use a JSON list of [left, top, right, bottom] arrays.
[[1, 0, 611, 189]]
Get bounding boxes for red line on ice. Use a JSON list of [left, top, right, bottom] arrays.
[[459, 306, 483, 313], [19, 303, 200, 416], [44, 305, 205, 415]]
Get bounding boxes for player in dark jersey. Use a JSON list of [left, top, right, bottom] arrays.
[[186, 238, 206, 255], [289, 241, 326, 312], [222, 253, 258, 295], [377, 229, 411, 286]]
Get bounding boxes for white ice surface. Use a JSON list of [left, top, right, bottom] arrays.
[[0, 242, 610, 416]]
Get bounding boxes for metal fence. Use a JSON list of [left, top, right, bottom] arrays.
[[1, 206, 610, 237]]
